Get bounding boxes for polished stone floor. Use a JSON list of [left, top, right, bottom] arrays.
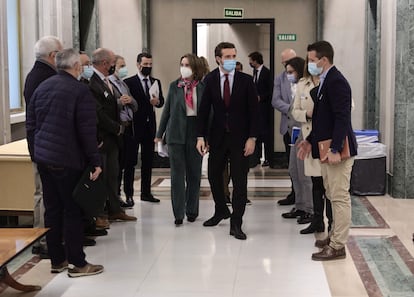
[[2, 166, 414, 297]]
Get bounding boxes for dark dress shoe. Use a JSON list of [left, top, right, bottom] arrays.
[[126, 197, 135, 207], [230, 225, 247, 240], [174, 219, 183, 226], [297, 212, 313, 224], [300, 222, 325, 234], [203, 213, 231, 227], [120, 199, 131, 208], [262, 160, 270, 167], [84, 228, 108, 237], [187, 216, 196, 222], [141, 193, 160, 203], [315, 237, 330, 248], [32, 246, 50, 259], [277, 193, 295, 205], [312, 245, 346, 261], [83, 237, 96, 246], [246, 199, 252, 205], [282, 208, 305, 219]]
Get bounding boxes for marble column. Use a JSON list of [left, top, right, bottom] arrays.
[[391, 0, 414, 198]]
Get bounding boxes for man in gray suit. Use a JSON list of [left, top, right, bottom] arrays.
[[272, 48, 297, 206]]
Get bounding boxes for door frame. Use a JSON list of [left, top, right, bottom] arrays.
[[192, 18, 276, 167]]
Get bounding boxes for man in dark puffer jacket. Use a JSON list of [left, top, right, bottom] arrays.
[[26, 48, 104, 278]]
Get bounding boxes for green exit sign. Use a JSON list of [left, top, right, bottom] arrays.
[[224, 8, 244, 18], [277, 34, 297, 41]]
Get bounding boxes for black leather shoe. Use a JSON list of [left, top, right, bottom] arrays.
[[300, 222, 325, 234], [230, 225, 247, 240], [84, 228, 108, 237], [246, 199, 252, 205], [141, 193, 160, 203], [262, 160, 270, 167], [277, 193, 295, 205], [175, 219, 183, 226], [187, 216, 196, 222], [203, 213, 231, 227], [120, 199, 131, 208], [83, 237, 96, 246], [32, 246, 50, 259], [126, 197, 135, 207], [297, 213, 313, 224], [282, 208, 304, 219]]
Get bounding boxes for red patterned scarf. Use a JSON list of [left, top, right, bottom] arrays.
[[177, 78, 199, 109]]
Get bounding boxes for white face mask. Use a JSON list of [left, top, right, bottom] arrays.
[[180, 66, 193, 79]]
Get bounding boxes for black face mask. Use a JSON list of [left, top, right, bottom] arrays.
[[141, 66, 152, 76], [108, 65, 116, 75]]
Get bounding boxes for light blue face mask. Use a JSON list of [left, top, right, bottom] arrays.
[[118, 66, 128, 79], [82, 65, 94, 80], [308, 62, 323, 76], [286, 73, 297, 83], [222, 59, 236, 72]]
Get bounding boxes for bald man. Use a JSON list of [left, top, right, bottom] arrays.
[[271, 48, 297, 206]]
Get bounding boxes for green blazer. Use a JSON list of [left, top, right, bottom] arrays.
[[156, 79, 204, 144]]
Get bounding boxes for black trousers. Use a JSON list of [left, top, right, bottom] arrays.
[[208, 133, 249, 227], [37, 164, 87, 267], [311, 176, 333, 225], [123, 129, 154, 196]]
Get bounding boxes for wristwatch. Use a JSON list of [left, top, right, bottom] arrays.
[[329, 148, 338, 154]]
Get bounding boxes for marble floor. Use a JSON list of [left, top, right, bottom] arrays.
[[2, 166, 414, 297]]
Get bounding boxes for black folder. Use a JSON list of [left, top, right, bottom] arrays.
[[72, 167, 106, 217]]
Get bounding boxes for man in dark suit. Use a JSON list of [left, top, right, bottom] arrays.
[[124, 53, 164, 203], [298, 41, 357, 261], [197, 42, 259, 240], [89, 48, 137, 222], [248, 51, 273, 167], [23, 35, 62, 258]]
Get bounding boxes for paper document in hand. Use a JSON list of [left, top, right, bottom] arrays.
[[149, 80, 159, 99], [157, 141, 168, 157]]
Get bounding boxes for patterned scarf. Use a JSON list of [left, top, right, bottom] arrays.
[[177, 78, 199, 109]]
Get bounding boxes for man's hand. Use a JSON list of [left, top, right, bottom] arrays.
[[243, 138, 256, 157], [321, 150, 342, 164], [90, 166, 102, 181], [297, 140, 311, 160], [196, 138, 208, 156], [154, 137, 162, 143], [119, 94, 132, 105], [150, 95, 160, 106]]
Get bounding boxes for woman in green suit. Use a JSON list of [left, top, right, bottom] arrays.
[[155, 54, 205, 225]]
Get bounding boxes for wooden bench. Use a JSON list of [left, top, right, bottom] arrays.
[[0, 228, 48, 292]]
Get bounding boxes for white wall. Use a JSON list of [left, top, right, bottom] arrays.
[[323, 0, 366, 130], [97, 0, 142, 76]]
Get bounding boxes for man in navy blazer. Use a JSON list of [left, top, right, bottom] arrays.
[[197, 42, 259, 240], [124, 53, 164, 203], [298, 41, 357, 261]]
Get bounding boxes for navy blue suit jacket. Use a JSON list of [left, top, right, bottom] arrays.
[[124, 75, 164, 141], [307, 66, 357, 159], [197, 68, 259, 149]]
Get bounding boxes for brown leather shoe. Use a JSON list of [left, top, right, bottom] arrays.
[[312, 245, 346, 261], [315, 237, 330, 248], [109, 212, 137, 221], [95, 217, 110, 230]]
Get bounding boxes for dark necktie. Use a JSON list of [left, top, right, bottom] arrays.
[[143, 78, 150, 99], [223, 74, 230, 109], [253, 69, 258, 83]]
